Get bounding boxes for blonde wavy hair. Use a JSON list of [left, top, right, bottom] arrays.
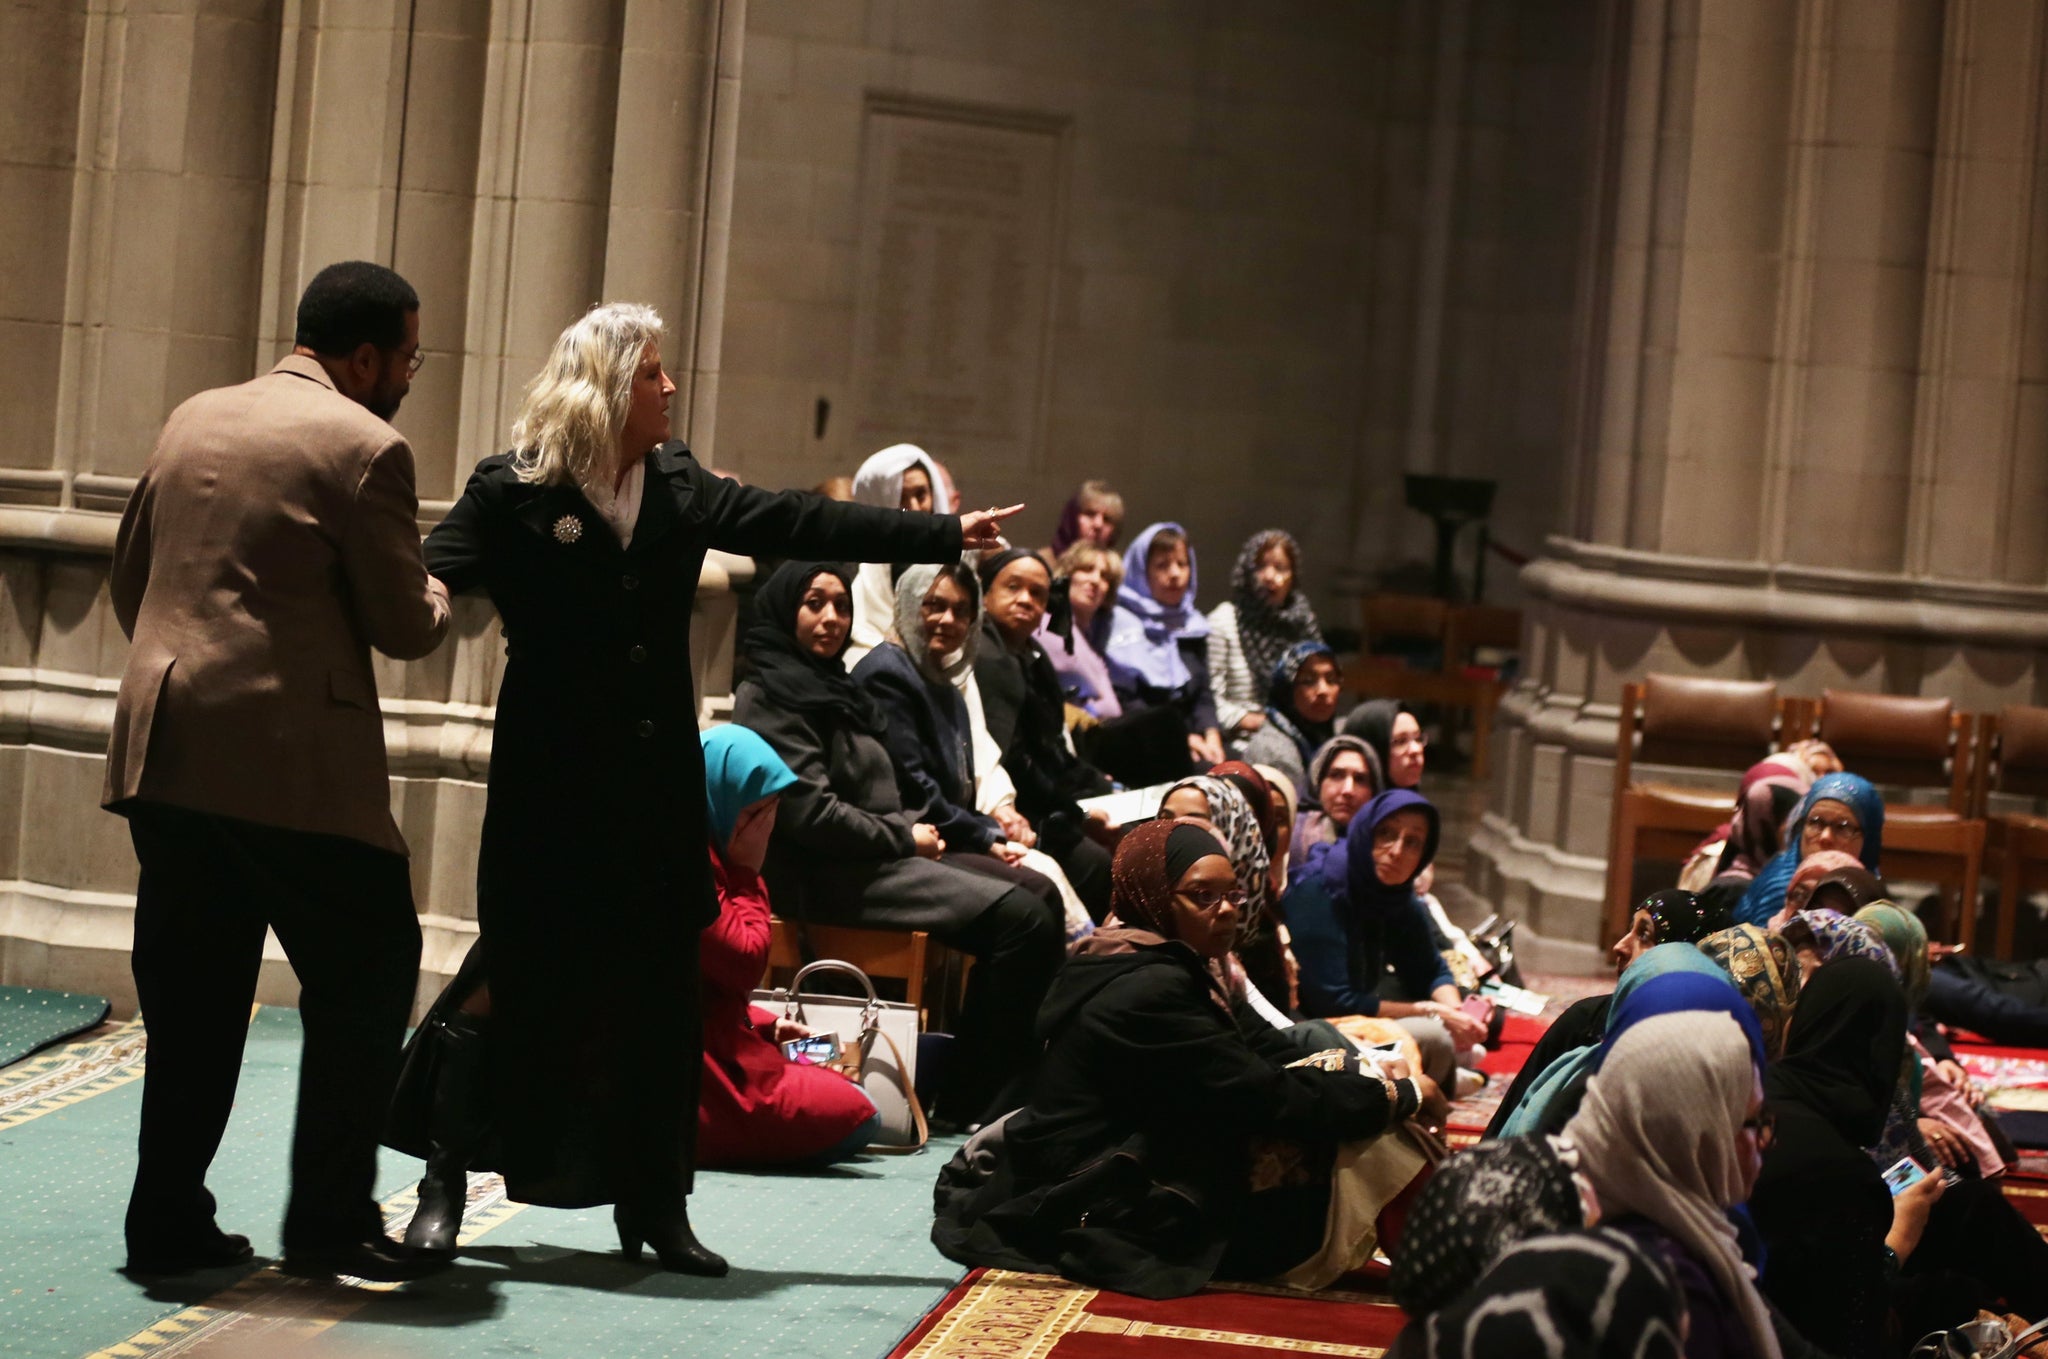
[[508, 302, 665, 486]]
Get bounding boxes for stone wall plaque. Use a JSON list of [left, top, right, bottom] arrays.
[[850, 97, 1065, 471]]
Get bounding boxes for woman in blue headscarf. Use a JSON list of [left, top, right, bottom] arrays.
[[1735, 773, 1884, 927], [1283, 789, 1489, 1084], [1105, 521, 1224, 766], [1495, 946, 1763, 1138], [696, 724, 880, 1169]]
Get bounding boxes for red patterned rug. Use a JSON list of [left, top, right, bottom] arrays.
[[886, 1267, 1409, 1359]]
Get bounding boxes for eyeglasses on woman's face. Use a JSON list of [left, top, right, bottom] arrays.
[[1176, 886, 1248, 913], [1741, 1109, 1775, 1151]]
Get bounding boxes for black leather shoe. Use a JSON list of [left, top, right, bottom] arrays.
[[614, 1203, 728, 1277], [281, 1236, 451, 1282], [125, 1230, 254, 1275]]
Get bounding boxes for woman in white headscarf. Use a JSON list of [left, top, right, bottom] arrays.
[[844, 443, 953, 667], [1563, 1011, 1784, 1359]]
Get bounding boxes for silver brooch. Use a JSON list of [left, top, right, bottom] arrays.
[[551, 514, 583, 544]]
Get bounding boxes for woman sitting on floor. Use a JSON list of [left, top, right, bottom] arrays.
[[1290, 735, 1383, 867], [1735, 772, 1885, 927], [1237, 640, 1344, 798], [1747, 958, 1953, 1356], [1560, 1012, 1786, 1359], [931, 819, 1447, 1299], [1345, 699, 1426, 792], [1207, 530, 1324, 756], [1106, 522, 1225, 767], [695, 725, 880, 1167], [730, 561, 1066, 1127], [1283, 790, 1487, 1087]]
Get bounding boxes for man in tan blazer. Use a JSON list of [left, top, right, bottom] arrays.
[[107, 261, 450, 1281]]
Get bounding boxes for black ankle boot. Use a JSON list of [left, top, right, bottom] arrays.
[[402, 1011, 490, 1255], [613, 1201, 728, 1277]]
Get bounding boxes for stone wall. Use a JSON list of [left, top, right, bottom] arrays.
[[717, 0, 1602, 610], [0, 0, 751, 1016]]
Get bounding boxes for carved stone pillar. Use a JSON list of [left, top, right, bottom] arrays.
[[1478, 0, 2048, 971]]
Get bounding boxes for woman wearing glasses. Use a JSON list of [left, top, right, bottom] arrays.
[[932, 818, 1447, 1298], [1735, 773, 1885, 927], [1283, 790, 1486, 1087]]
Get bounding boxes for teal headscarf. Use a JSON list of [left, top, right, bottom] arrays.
[[701, 724, 798, 850], [1496, 944, 1727, 1138]]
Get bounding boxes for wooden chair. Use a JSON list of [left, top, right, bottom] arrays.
[[1970, 704, 2048, 958], [1606, 675, 1785, 943], [1343, 594, 1510, 780], [764, 918, 931, 1018], [1808, 689, 1984, 947]]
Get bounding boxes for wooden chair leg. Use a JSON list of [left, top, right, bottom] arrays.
[[1472, 689, 1497, 783], [1959, 849, 1981, 956], [1999, 844, 2021, 961]]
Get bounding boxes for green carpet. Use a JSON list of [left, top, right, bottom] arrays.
[[0, 1007, 967, 1359], [0, 985, 110, 1067]]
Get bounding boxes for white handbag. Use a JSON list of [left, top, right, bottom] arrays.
[[752, 958, 928, 1153]]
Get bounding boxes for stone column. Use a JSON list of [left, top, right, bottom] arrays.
[[1478, 0, 2048, 970]]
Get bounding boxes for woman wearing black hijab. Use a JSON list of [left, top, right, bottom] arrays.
[[1748, 958, 1952, 1358], [932, 819, 1433, 1298], [732, 561, 1065, 1124]]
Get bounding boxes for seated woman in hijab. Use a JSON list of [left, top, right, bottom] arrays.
[[1207, 530, 1324, 755], [1157, 774, 1300, 1027], [1345, 699, 1427, 793], [1238, 641, 1344, 798], [731, 561, 1066, 1126], [1681, 748, 1827, 910], [1749, 957, 1983, 1355], [931, 820, 1446, 1299], [974, 548, 1115, 919], [1736, 772, 1885, 927], [1391, 1227, 1687, 1359], [1283, 790, 1488, 1087], [1852, 905, 2048, 1329], [1290, 735, 1384, 869], [842, 443, 951, 668], [1561, 1013, 1787, 1359], [855, 563, 1096, 941], [1045, 478, 1122, 560], [1106, 522, 1225, 767], [1493, 942, 1761, 1140], [695, 725, 881, 1168]]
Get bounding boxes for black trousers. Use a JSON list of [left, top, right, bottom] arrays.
[[930, 856, 1067, 1123], [124, 803, 421, 1253]]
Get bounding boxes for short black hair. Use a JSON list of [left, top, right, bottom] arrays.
[[294, 261, 419, 357]]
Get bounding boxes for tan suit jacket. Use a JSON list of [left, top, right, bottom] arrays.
[[104, 356, 451, 854]]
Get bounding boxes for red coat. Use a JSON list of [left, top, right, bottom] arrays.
[[697, 846, 875, 1166]]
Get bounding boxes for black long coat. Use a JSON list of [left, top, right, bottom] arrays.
[[423, 443, 957, 1206]]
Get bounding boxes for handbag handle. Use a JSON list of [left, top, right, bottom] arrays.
[[781, 958, 882, 1030]]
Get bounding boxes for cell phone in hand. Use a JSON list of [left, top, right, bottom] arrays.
[[781, 1033, 842, 1066], [1882, 1156, 1927, 1196]]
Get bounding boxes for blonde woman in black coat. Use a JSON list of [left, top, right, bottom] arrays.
[[414, 302, 1017, 1275]]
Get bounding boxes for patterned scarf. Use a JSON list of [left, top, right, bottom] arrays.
[[1697, 924, 1802, 1060], [1162, 774, 1272, 933], [1229, 529, 1322, 690]]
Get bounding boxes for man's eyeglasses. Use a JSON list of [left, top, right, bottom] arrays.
[[401, 348, 426, 377], [1176, 887, 1247, 912]]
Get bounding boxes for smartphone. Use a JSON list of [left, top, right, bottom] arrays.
[[781, 1033, 842, 1066], [1882, 1156, 1927, 1196]]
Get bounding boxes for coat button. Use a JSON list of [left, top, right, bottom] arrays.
[[638, 719, 656, 738], [622, 573, 640, 591], [629, 644, 648, 663]]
